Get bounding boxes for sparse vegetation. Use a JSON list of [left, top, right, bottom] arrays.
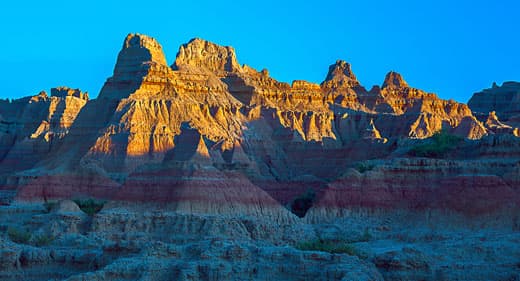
[[296, 239, 364, 258], [7, 226, 55, 246], [43, 201, 58, 213], [290, 189, 316, 218], [409, 130, 463, 158], [73, 198, 106, 215], [355, 162, 375, 173], [32, 233, 55, 247], [7, 226, 31, 244], [359, 228, 372, 242]]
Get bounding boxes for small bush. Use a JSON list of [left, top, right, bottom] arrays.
[[356, 162, 375, 173], [290, 189, 316, 218], [43, 201, 58, 213], [73, 199, 106, 216], [358, 228, 372, 242], [409, 130, 462, 158], [7, 226, 31, 244], [32, 233, 54, 247], [296, 239, 361, 256]]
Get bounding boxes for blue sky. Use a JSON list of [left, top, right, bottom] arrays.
[[0, 0, 518, 102]]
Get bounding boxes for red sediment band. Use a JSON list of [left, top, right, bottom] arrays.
[[314, 175, 520, 215]]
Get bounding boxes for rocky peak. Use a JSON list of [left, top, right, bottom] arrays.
[[122, 33, 167, 65], [173, 38, 241, 74], [98, 33, 171, 100], [382, 71, 409, 89], [323, 60, 358, 84], [111, 33, 168, 79], [51, 87, 89, 100]]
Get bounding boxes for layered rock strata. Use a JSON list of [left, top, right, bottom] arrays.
[[0, 33, 517, 221]]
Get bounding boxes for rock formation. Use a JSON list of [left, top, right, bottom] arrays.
[[0, 33, 514, 202], [1, 33, 520, 281], [173, 38, 241, 74], [0, 88, 88, 175], [0, 33, 514, 206], [381, 71, 409, 89], [363, 119, 387, 143], [468, 81, 520, 124]]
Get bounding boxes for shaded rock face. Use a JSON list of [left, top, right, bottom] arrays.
[[306, 158, 520, 221], [97, 33, 172, 101], [363, 119, 386, 142], [468, 82, 520, 135], [0, 89, 88, 175], [15, 174, 119, 202], [468, 81, 520, 123], [0, 203, 384, 281]]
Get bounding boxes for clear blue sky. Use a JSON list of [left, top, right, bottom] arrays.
[[0, 0, 518, 102]]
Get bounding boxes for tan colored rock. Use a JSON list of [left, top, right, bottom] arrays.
[[483, 111, 518, 136], [2, 34, 513, 218], [98, 33, 172, 100], [51, 86, 89, 100], [364, 119, 387, 143], [173, 38, 241, 75], [2, 33, 520, 281], [381, 71, 409, 89], [320, 60, 368, 112], [322, 60, 359, 87]]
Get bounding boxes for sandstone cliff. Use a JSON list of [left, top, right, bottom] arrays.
[[0, 33, 517, 222]]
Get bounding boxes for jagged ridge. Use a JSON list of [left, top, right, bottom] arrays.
[[0, 33, 518, 220]]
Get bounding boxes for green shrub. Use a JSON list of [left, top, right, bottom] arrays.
[[43, 201, 58, 213], [7, 226, 31, 244], [296, 239, 361, 257], [409, 130, 463, 158], [290, 189, 316, 218], [32, 233, 54, 247], [356, 162, 375, 173], [73, 198, 106, 216], [358, 228, 372, 242]]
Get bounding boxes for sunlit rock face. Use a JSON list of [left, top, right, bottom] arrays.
[[173, 38, 242, 74], [51, 86, 89, 100], [0, 32, 517, 221]]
